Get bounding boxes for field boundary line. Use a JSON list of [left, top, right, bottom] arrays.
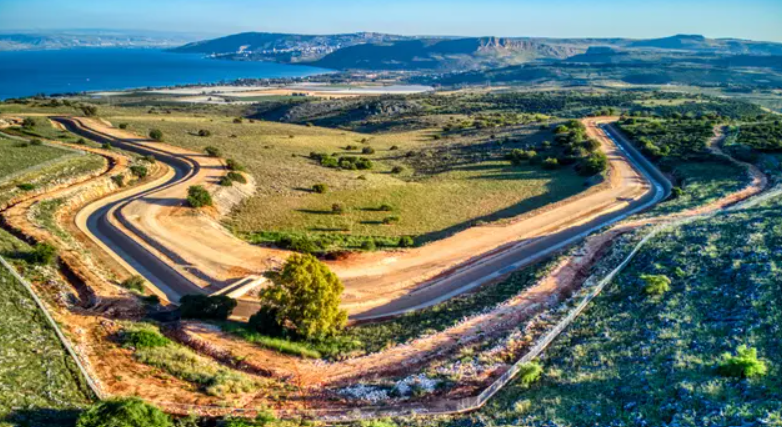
[[0, 255, 106, 400]]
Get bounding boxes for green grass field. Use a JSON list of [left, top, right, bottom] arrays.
[[113, 114, 587, 250], [434, 196, 782, 427], [0, 135, 71, 178]]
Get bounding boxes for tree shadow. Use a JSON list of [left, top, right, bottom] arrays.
[[3, 408, 82, 427]]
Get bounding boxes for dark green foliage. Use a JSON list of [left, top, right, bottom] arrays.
[[312, 183, 328, 194], [362, 146, 376, 155], [121, 276, 146, 293], [149, 129, 164, 142], [399, 236, 415, 248], [118, 123, 128, 130], [382, 215, 400, 225], [248, 306, 285, 338], [577, 152, 608, 176], [111, 175, 125, 187], [361, 239, 376, 251], [197, 129, 212, 137], [102, 142, 112, 150], [76, 138, 87, 145], [227, 171, 247, 184], [76, 398, 172, 427], [120, 329, 170, 349], [186, 185, 212, 208], [506, 149, 537, 165], [518, 362, 543, 387], [223, 411, 278, 427], [204, 146, 221, 158], [641, 274, 671, 296], [391, 166, 404, 174], [30, 138, 43, 146], [180, 295, 237, 321], [28, 242, 57, 264], [331, 203, 344, 214], [542, 157, 560, 169], [616, 118, 713, 159], [378, 204, 394, 212], [736, 120, 782, 151], [310, 152, 373, 170], [671, 186, 684, 199], [225, 158, 245, 171], [130, 165, 148, 179], [233, 117, 243, 124], [79, 105, 98, 117], [219, 176, 233, 187], [22, 117, 37, 129], [16, 182, 35, 191]]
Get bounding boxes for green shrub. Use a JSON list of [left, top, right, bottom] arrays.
[[362, 146, 376, 155], [16, 182, 35, 191], [29, 242, 57, 264], [248, 305, 286, 338], [180, 295, 237, 321], [518, 362, 543, 387], [361, 240, 377, 251], [204, 146, 221, 158], [332, 203, 345, 214], [149, 129, 164, 141], [80, 105, 98, 117], [76, 398, 173, 427], [187, 185, 212, 208], [219, 176, 233, 187], [111, 175, 125, 187], [227, 171, 247, 184], [312, 183, 328, 194], [391, 166, 404, 174], [120, 328, 171, 349], [226, 158, 245, 171], [399, 236, 415, 248], [76, 138, 87, 144], [21, 117, 37, 129], [121, 275, 146, 292], [197, 129, 211, 137], [30, 138, 43, 146], [378, 204, 394, 212], [641, 274, 671, 296], [118, 123, 128, 130], [717, 345, 768, 379], [102, 142, 112, 150], [542, 157, 560, 170], [142, 155, 156, 164], [130, 165, 148, 179], [578, 152, 608, 176], [671, 186, 684, 199], [233, 117, 243, 124], [390, 145, 399, 151]]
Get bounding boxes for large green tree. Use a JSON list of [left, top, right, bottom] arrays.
[[260, 254, 347, 340]]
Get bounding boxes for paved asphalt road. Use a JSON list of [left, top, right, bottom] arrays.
[[56, 118, 669, 320]]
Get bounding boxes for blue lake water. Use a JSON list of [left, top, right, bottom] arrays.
[[0, 48, 331, 99]]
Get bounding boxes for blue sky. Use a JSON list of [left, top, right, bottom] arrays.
[[1, 0, 781, 42]]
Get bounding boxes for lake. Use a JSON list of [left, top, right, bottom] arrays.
[[0, 48, 331, 100]]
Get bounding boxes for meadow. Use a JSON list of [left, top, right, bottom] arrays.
[[112, 113, 587, 250]]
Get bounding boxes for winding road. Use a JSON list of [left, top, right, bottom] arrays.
[[53, 116, 669, 320]]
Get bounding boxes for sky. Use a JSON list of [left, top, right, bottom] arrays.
[[1, 0, 781, 42]]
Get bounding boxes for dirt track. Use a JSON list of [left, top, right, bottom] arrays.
[[55, 116, 666, 318]]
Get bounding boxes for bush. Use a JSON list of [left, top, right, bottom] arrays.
[[130, 165, 148, 179], [671, 186, 684, 199], [399, 236, 415, 248], [578, 152, 608, 176], [111, 175, 125, 187], [248, 305, 286, 338], [378, 204, 393, 212], [641, 274, 671, 296], [227, 171, 247, 184], [362, 146, 376, 155], [76, 398, 173, 427], [80, 105, 98, 117], [390, 145, 399, 151], [391, 166, 404, 174], [29, 242, 56, 265], [187, 185, 212, 208], [21, 117, 37, 129], [142, 155, 156, 164], [121, 328, 170, 349], [361, 240, 377, 251], [717, 345, 768, 379], [16, 182, 35, 191], [219, 176, 233, 187], [260, 254, 347, 340], [198, 129, 211, 137], [518, 362, 543, 387], [121, 276, 146, 292], [180, 295, 237, 321], [30, 138, 43, 146], [118, 123, 128, 130], [102, 142, 112, 150], [312, 183, 328, 194], [76, 138, 87, 145], [332, 203, 345, 214], [204, 146, 221, 157], [226, 158, 245, 171], [542, 157, 560, 170], [149, 129, 164, 141], [233, 117, 243, 124]]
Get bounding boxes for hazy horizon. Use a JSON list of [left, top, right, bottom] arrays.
[[1, 0, 781, 43]]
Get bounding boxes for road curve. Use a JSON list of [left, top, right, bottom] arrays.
[[55, 116, 669, 320]]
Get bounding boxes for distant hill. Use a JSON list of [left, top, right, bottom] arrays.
[[0, 30, 201, 51], [172, 32, 782, 72]]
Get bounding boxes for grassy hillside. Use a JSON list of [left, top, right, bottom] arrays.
[[115, 114, 588, 251], [425, 193, 782, 427]]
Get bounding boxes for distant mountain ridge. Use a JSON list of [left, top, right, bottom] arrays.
[[174, 32, 782, 71], [0, 30, 202, 51]]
